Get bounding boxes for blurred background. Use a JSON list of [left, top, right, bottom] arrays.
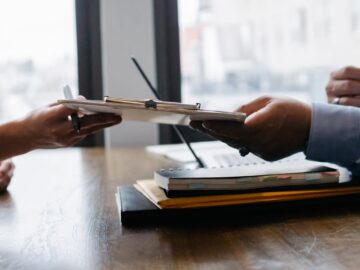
[[0, 0, 77, 123], [0, 0, 359, 145], [179, 0, 360, 110]]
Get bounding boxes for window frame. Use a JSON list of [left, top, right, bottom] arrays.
[[75, 0, 104, 146], [153, 0, 213, 143]]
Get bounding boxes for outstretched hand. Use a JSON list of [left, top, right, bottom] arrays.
[[0, 100, 122, 161], [190, 96, 311, 161], [22, 103, 122, 149]]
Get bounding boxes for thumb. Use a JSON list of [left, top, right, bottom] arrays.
[[235, 96, 272, 116]]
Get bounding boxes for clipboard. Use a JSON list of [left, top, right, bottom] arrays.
[[57, 97, 246, 126]]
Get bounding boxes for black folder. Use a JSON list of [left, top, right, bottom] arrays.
[[117, 185, 360, 226]]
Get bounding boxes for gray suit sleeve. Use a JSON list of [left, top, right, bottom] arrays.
[[305, 103, 360, 175]]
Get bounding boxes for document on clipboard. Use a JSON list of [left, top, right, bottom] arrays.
[[57, 97, 246, 126]]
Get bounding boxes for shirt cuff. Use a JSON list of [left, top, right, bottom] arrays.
[[305, 103, 360, 166]]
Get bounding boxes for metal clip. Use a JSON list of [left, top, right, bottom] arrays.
[[144, 99, 157, 109]]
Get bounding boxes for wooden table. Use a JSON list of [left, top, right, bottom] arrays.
[[1, 148, 360, 270]]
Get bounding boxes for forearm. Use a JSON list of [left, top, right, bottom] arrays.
[[0, 119, 34, 160], [306, 103, 360, 174]]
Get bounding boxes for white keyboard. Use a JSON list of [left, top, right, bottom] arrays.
[[146, 141, 304, 168]]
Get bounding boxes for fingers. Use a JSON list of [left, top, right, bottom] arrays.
[[63, 135, 87, 147], [0, 160, 14, 175], [64, 115, 121, 142], [235, 96, 272, 115], [327, 67, 360, 107], [336, 96, 360, 107], [330, 66, 360, 80], [64, 122, 120, 146], [38, 113, 121, 148], [0, 160, 14, 192], [202, 121, 240, 137], [201, 121, 253, 146], [80, 114, 122, 129], [60, 113, 121, 134], [190, 121, 245, 149], [0, 176, 11, 192], [326, 80, 360, 97], [80, 121, 121, 135], [189, 121, 209, 134], [68, 117, 121, 138], [50, 104, 78, 119]]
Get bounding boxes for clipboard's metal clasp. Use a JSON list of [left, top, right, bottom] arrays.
[[144, 99, 157, 109]]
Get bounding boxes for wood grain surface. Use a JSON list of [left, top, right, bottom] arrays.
[[0, 148, 359, 270]]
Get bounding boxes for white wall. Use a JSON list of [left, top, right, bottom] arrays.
[[100, 0, 158, 146]]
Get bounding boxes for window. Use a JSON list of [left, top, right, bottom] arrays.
[[0, 0, 103, 146], [178, 0, 360, 111], [0, 0, 78, 123]]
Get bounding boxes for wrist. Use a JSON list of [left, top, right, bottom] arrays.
[[6, 119, 37, 154], [16, 117, 41, 152], [301, 103, 312, 152], [0, 120, 32, 160]]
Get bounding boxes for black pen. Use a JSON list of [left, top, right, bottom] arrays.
[[63, 85, 81, 133], [131, 57, 205, 168]]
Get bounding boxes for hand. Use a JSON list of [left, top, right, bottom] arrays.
[[0, 160, 14, 192], [326, 66, 360, 107], [20, 103, 122, 149], [190, 96, 311, 161]]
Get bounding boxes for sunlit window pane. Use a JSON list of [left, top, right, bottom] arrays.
[[0, 0, 78, 123], [179, 0, 360, 110]]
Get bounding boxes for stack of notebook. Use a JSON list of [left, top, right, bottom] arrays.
[[154, 159, 340, 197], [116, 156, 360, 224]]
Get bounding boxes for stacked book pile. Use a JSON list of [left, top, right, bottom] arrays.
[[116, 157, 360, 223]]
